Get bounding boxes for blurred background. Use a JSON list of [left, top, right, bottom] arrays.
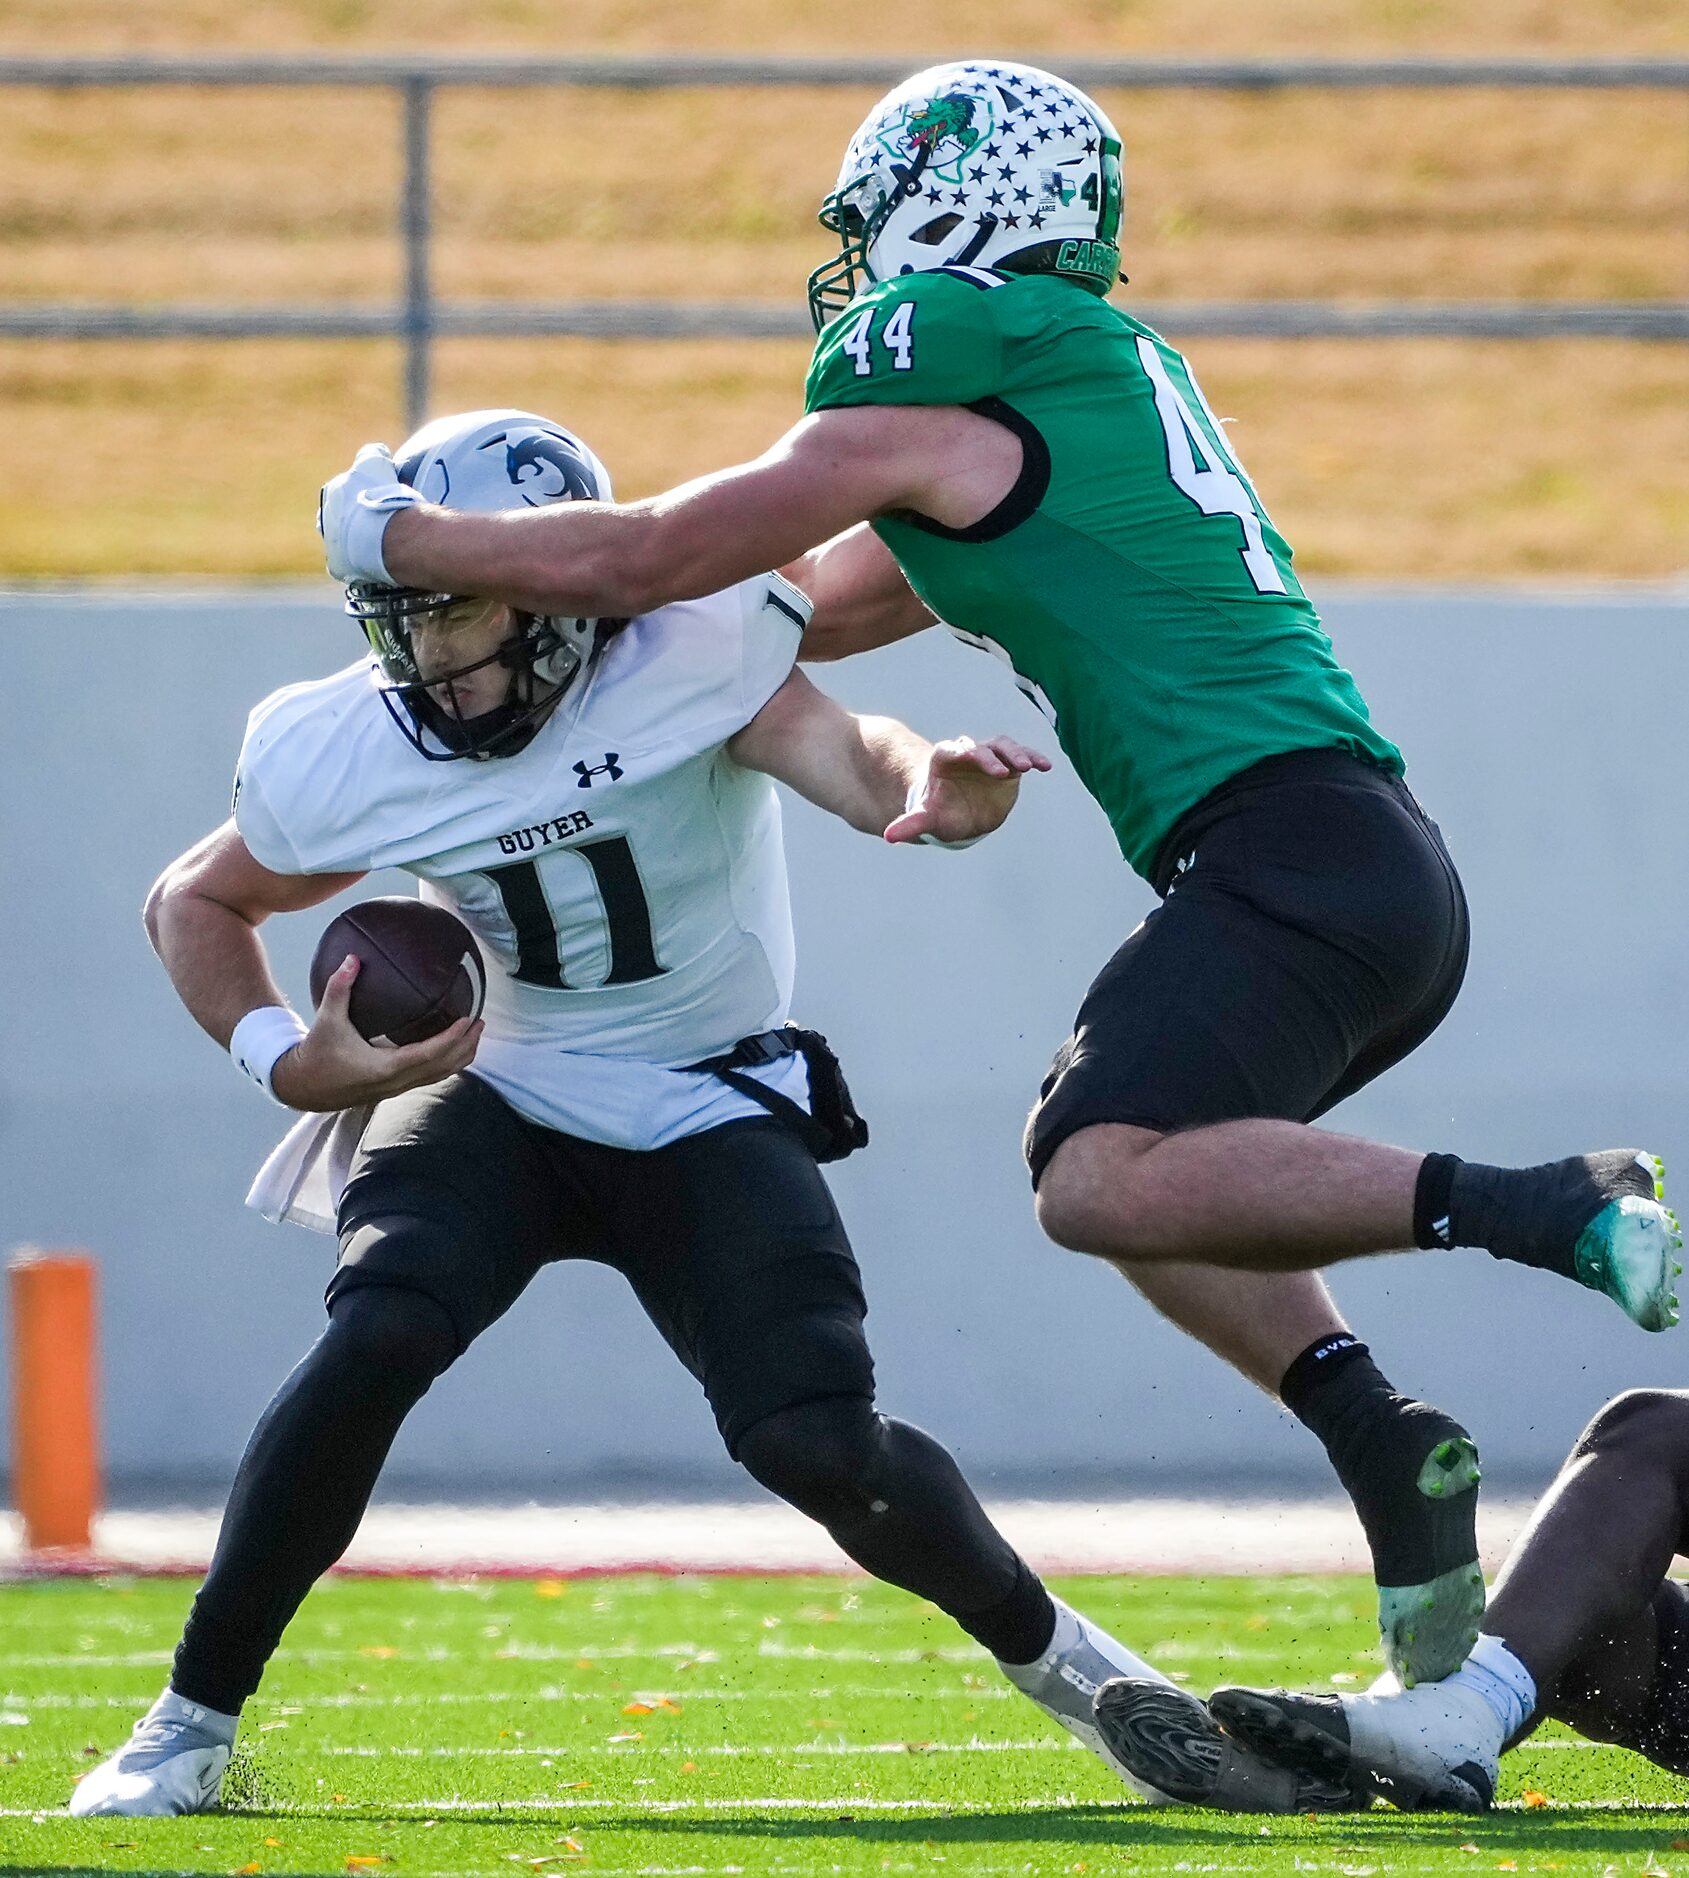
[[1, 3, 1685, 1524]]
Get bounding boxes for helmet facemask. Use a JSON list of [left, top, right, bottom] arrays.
[[349, 584, 597, 762], [808, 145, 937, 330]]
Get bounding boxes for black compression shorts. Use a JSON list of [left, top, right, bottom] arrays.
[[331, 1073, 873, 1456], [1025, 748, 1470, 1185]]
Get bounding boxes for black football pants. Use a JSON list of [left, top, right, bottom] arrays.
[[171, 1088, 1054, 1711]]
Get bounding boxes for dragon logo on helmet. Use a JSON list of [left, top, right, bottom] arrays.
[[875, 91, 995, 187]]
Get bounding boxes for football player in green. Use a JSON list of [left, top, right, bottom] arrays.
[[320, 59, 1681, 1691]]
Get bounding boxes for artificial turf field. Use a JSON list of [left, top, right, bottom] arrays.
[[2, 1573, 1684, 1877]]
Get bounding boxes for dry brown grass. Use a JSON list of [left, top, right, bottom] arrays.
[[4, 336, 1682, 579], [4, 0, 1684, 56], [4, 87, 1684, 304], [0, 2, 1683, 575]]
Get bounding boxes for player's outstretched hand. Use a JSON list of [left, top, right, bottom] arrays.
[[269, 955, 483, 1113], [318, 442, 425, 585], [883, 735, 1052, 847]]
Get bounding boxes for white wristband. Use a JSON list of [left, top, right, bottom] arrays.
[[904, 778, 983, 851], [230, 1005, 309, 1103]]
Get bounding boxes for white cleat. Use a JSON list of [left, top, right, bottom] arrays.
[[1210, 1672, 1501, 1813], [997, 1597, 1180, 1802], [69, 1688, 237, 1818]]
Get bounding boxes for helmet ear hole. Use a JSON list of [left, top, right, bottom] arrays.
[[910, 211, 964, 247]]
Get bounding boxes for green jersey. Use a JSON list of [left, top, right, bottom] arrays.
[[803, 266, 1402, 877]]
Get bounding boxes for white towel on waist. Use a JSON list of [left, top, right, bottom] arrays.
[[246, 1105, 375, 1234]]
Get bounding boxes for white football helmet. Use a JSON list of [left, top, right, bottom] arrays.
[[808, 60, 1124, 329], [345, 409, 615, 761]]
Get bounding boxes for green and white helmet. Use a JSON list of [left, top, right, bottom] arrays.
[[808, 60, 1124, 330]]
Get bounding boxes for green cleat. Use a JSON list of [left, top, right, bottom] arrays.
[[1573, 1154, 1682, 1333], [1377, 1435, 1485, 1688]]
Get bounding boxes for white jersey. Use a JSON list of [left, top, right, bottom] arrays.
[[234, 574, 814, 1151]]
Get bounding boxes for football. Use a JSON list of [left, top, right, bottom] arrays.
[[309, 896, 487, 1046]]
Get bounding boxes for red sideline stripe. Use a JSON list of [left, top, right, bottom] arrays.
[[2, 1555, 865, 1583], [0, 1553, 1321, 1583]]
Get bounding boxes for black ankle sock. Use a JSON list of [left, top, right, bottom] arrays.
[[962, 1556, 1058, 1666], [1413, 1151, 1632, 1277], [1281, 1335, 1472, 1588], [1413, 1153, 1463, 1250]]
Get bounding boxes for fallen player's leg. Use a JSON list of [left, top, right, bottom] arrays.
[[1206, 1387, 1689, 1810], [1092, 1678, 1370, 1811]]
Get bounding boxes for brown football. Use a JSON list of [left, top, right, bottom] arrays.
[[309, 897, 487, 1046]]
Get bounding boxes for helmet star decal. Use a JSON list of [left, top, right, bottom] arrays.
[[876, 91, 996, 186]]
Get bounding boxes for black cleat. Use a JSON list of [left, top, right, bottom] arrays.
[[1373, 1423, 1485, 1688], [1210, 1684, 1495, 1814], [1093, 1679, 1369, 1812]]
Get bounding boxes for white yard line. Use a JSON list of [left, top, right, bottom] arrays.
[[308, 1738, 1079, 1757], [0, 1785, 1658, 1823]]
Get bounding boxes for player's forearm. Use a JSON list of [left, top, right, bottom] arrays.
[[383, 467, 849, 621], [378, 423, 899, 620], [145, 875, 290, 1050], [803, 713, 930, 836], [380, 501, 664, 618]]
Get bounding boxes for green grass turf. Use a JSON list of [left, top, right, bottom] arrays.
[[1, 1573, 1684, 1876]]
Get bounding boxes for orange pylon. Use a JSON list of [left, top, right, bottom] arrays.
[[8, 1249, 100, 1553]]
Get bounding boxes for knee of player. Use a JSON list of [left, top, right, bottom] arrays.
[[1577, 1389, 1689, 1482], [736, 1397, 882, 1516], [323, 1280, 460, 1390], [1034, 1141, 1158, 1259]]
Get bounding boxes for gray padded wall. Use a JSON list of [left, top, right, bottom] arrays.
[[1, 584, 1683, 1498]]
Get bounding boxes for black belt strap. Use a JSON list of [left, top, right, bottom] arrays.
[[686, 1024, 867, 1163]]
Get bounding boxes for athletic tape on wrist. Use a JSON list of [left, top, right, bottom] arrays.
[[230, 1005, 309, 1103]]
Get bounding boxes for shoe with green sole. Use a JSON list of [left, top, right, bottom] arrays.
[[1573, 1153, 1681, 1333], [1377, 1434, 1485, 1688]]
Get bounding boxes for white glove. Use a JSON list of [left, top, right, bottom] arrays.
[[318, 443, 426, 584]]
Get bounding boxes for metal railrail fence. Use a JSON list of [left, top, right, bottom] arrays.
[[4, 53, 1684, 427]]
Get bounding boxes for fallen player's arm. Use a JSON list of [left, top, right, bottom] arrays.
[[336, 401, 1019, 621], [145, 821, 479, 1111], [782, 524, 937, 664], [727, 669, 1050, 847]]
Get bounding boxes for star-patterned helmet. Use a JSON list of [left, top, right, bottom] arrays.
[[808, 60, 1124, 330]]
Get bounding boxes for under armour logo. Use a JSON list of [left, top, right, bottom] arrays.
[[574, 754, 622, 788]]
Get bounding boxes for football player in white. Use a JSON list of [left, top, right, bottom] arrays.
[[73, 407, 1252, 1820]]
